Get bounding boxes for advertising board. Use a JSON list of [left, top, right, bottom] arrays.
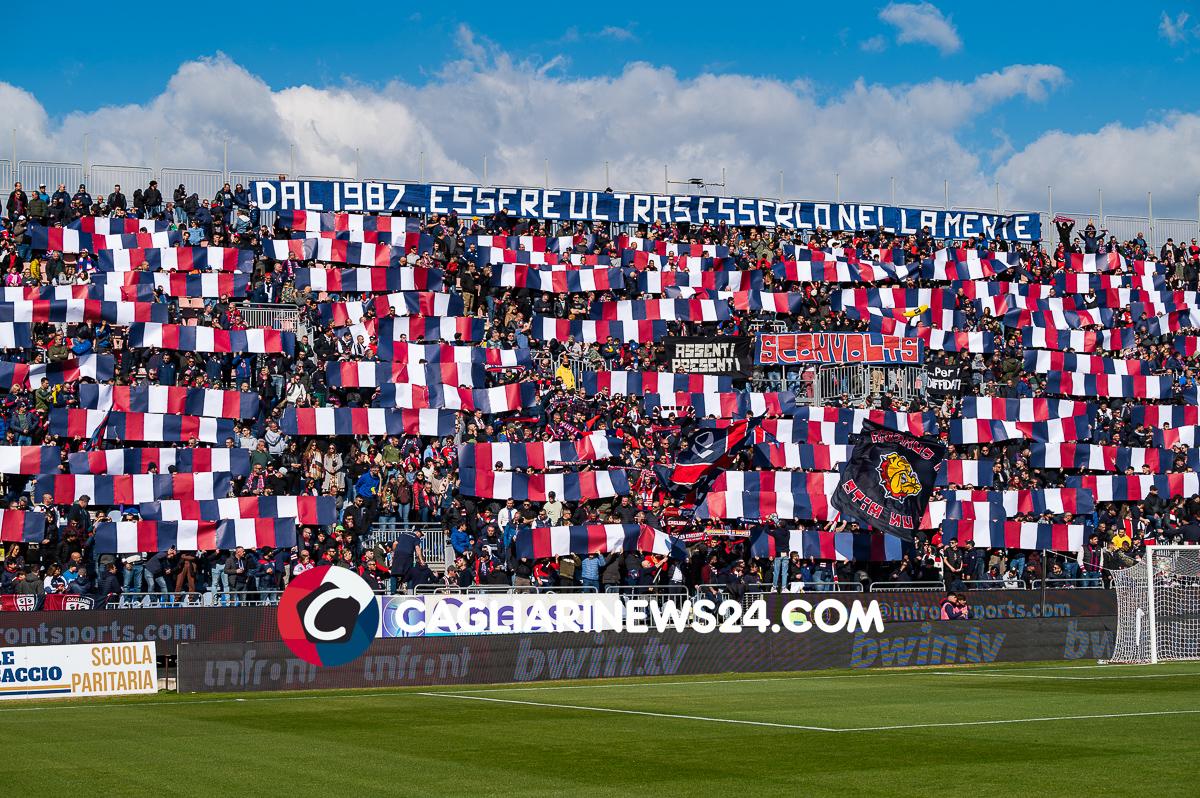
[[0, 641, 157, 700]]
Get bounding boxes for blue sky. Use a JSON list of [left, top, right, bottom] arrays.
[[4, 2, 1199, 216]]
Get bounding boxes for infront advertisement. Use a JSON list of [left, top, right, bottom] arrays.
[[176, 616, 1117, 693], [0, 642, 157, 700]]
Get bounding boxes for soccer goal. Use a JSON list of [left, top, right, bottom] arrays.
[[1106, 545, 1200, 664]]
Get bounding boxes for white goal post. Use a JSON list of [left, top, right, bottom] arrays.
[[1106, 545, 1200, 664]]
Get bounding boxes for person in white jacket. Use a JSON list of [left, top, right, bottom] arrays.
[[284, 374, 309, 405]]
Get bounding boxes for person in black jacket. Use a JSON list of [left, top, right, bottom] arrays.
[[95, 562, 122, 605], [72, 183, 92, 209], [388, 530, 423, 592], [107, 184, 127, 212], [6, 181, 28, 220], [142, 180, 163, 218], [226, 546, 256, 597], [65, 497, 93, 537], [724, 560, 749, 601], [143, 549, 174, 593], [172, 184, 188, 223]]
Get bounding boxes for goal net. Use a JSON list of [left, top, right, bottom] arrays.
[[1107, 545, 1200, 664]]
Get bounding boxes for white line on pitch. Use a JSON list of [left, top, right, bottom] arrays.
[[834, 709, 1200, 732], [960, 663, 1183, 672], [0, 691, 418, 713], [415, 691, 840, 732], [931, 669, 1200, 681], [431, 673, 883, 694]]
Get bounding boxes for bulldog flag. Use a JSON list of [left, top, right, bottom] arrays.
[[831, 420, 945, 539]]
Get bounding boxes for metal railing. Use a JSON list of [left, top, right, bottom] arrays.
[[753, 368, 818, 404], [560, 353, 606, 385], [779, 581, 864, 593], [868, 581, 945, 592], [160, 167, 225, 203], [1028, 578, 1106, 590], [605, 584, 693, 609], [17, 160, 83, 194], [237, 302, 305, 337], [963, 579, 1021, 591], [108, 590, 285, 608], [869, 365, 926, 405], [413, 584, 600, 595], [89, 164, 154, 197], [363, 522, 447, 567], [756, 364, 925, 406], [817, 364, 869, 403]]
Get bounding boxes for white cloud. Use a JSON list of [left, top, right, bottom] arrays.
[[1159, 11, 1192, 45], [598, 25, 637, 41], [997, 113, 1200, 216], [879, 2, 962, 55], [860, 35, 888, 53], [23, 33, 1200, 218]]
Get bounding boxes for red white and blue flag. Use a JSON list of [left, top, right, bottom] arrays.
[[77, 384, 260, 419], [33, 473, 232, 504], [93, 518, 296, 553], [128, 323, 295, 355], [457, 469, 630, 501], [67, 447, 251, 476], [0, 446, 61, 475], [49, 410, 235, 444], [0, 354, 114, 388], [96, 247, 253, 272], [140, 496, 338, 526], [280, 408, 457, 437], [514, 524, 679, 559]]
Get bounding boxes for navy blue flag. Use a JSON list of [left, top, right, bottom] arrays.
[[830, 421, 946, 540], [655, 418, 765, 508]]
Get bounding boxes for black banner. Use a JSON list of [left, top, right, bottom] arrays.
[[177, 615, 1116, 692], [926, 362, 968, 399], [666, 336, 752, 377], [832, 420, 947, 539]]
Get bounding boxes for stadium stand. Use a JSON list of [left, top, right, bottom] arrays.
[[0, 173, 1198, 611]]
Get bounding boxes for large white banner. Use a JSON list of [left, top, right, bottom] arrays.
[[0, 642, 157, 700]]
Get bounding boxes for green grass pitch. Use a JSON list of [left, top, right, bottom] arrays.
[[4, 660, 1199, 797]]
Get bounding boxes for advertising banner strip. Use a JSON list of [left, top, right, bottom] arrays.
[[0, 642, 157, 700]]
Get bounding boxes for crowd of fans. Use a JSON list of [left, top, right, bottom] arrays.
[[0, 175, 1197, 608]]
